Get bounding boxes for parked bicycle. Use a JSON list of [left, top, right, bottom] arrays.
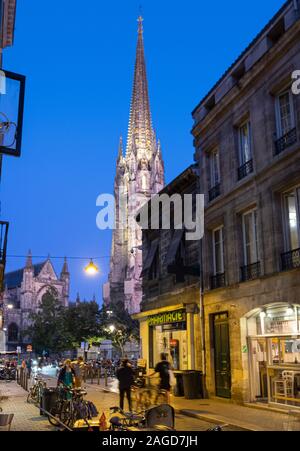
[[48, 387, 98, 428], [27, 377, 47, 405], [0, 366, 16, 381]]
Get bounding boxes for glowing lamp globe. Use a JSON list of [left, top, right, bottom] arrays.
[[84, 259, 99, 275]]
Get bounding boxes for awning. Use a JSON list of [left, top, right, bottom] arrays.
[[141, 238, 159, 277], [164, 229, 184, 266]]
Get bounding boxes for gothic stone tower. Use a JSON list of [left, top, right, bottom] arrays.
[[103, 17, 165, 315]]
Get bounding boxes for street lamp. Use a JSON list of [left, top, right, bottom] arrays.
[[108, 325, 115, 333], [0, 69, 26, 157], [7, 304, 13, 309], [84, 259, 99, 275]]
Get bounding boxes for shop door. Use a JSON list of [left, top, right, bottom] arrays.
[[213, 312, 231, 398]]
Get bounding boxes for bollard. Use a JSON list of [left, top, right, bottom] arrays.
[[91, 370, 94, 384], [97, 368, 100, 385], [104, 368, 108, 387]]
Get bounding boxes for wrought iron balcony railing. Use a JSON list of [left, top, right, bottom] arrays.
[[210, 273, 226, 290], [281, 248, 300, 271], [241, 261, 261, 282], [238, 159, 253, 180], [209, 183, 221, 202], [274, 128, 297, 156]]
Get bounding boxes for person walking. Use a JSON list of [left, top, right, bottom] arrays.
[[72, 356, 85, 389], [116, 359, 134, 412]]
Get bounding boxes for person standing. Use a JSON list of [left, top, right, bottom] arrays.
[[116, 359, 134, 412], [57, 359, 75, 399], [72, 356, 85, 389]]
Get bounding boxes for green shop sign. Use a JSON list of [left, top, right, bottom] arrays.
[[148, 310, 186, 327]]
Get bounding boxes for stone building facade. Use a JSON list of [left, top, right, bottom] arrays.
[[3, 252, 70, 351], [134, 165, 203, 385], [103, 17, 165, 315], [192, 0, 300, 406]]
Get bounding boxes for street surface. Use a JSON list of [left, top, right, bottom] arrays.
[[0, 378, 245, 431]]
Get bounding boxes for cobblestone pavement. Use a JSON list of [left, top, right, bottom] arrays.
[[0, 381, 53, 431]]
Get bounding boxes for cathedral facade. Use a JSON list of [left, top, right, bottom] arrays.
[[103, 17, 165, 315], [3, 252, 70, 351]]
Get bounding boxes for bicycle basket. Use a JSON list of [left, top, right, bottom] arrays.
[[145, 404, 175, 429]]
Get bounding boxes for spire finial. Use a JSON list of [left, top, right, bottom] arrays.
[[138, 15, 143, 34], [26, 249, 33, 269]]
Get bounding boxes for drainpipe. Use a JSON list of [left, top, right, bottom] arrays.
[[199, 225, 207, 397]]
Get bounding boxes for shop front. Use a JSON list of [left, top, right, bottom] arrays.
[[246, 303, 300, 409], [134, 302, 202, 396]]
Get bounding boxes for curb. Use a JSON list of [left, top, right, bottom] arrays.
[[177, 409, 266, 431]]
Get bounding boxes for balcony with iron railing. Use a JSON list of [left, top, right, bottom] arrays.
[[209, 183, 221, 202], [281, 248, 300, 271], [241, 261, 261, 282], [238, 159, 253, 181], [274, 128, 297, 156], [210, 273, 226, 290]]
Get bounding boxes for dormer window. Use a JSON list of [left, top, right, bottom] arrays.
[[205, 95, 216, 113], [267, 18, 285, 45], [232, 62, 246, 83]]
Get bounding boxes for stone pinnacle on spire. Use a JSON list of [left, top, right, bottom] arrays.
[[61, 257, 69, 275], [25, 250, 33, 269], [118, 136, 123, 160]]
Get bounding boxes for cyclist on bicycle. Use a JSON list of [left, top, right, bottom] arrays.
[[149, 353, 171, 403]]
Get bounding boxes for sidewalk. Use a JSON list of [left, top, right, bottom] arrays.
[[0, 381, 53, 431], [95, 379, 297, 431]]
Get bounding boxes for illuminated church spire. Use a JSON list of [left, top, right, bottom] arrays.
[[126, 16, 154, 160], [103, 17, 165, 315]]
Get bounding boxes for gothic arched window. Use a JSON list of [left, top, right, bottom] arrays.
[[8, 323, 19, 342]]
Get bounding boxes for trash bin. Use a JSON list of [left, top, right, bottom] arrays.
[[182, 371, 203, 399], [173, 373, 184, 397], [40, 387, 58, 416]]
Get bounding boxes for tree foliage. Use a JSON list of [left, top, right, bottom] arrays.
[[24, 288, 72, 355], [24, 290, 140, 357], [99, 302, 140, 356]]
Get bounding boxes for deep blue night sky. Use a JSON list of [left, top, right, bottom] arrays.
[[0, 0, 285, 303]]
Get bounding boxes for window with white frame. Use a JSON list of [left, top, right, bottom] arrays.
[[242, 209, 259, 266], [275, 90, 295, 138], [213, 226, 224, 275], [284, 188, 300, 251], [210, 150, 220, 188], [239, 121, 252, 165]]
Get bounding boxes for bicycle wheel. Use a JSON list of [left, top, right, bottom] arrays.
[[60, 401, 73, 427], [27, 390, 37, 404], [131, 388, 140, 412], [48, 403, 62, 427], [140, 389, 152, 410], [156, 390, 168, 405]]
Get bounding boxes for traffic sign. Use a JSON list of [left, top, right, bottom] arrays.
[[16, 346, 21, 353], [26, 345, 32, 352]]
